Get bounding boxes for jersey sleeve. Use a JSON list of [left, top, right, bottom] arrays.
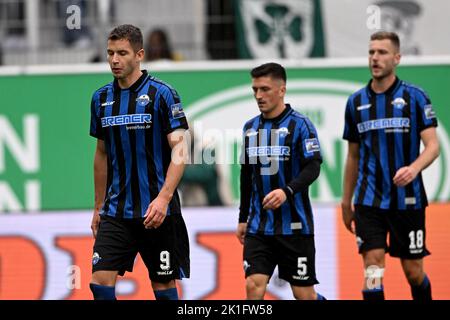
[[298, 117, 322, 165], [342, 97, 359, 142], [89, 92, 104, 140], [159, 86, 189, 134], [415, 89, 438, 132]]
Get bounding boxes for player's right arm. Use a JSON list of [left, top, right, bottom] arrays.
[[92, 139, 107, 238], [341, 142, 359, 234], [237, 134, 251, 244]]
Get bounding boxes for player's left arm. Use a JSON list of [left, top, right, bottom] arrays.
[[394, 89, 440, 187], [263, 118, 322, 210], [393, 127, 440, 187], [144, 129, 188, 228]]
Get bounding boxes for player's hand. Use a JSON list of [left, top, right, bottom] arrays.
[[143, 196, 169, 229], [236, 223, 247, 245], [393, 166, 418, 187], [91, 210, 101, 238], [262, 189, 287, 210], [341, 202, 355, 234]]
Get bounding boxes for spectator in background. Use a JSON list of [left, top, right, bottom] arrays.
[[2, 0, 27, 51], [145, 28, 182, 61], [179, 129, 224, 206]]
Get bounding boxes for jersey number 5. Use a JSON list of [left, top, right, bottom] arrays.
[[297, 257, 308, 276]]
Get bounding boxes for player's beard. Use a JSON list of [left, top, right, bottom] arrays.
[[371, 65, 394, 81], [112, 66, 131, 80]]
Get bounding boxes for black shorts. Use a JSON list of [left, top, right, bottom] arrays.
[[92, 214, 190, 282], [354, 205, 430, 259], [243, 233, 319, 287]]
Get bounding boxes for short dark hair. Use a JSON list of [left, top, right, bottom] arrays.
[[250, 62, 287, 83], [108, 24, 143, 52], [370, 31, 400, 51]]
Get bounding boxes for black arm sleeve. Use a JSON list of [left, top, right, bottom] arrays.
[[282, 159, 321, 197], [239, 163, 252, 223]]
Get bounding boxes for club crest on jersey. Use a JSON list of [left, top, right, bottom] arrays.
[[136, 94, 151, 107], [391, 97, 407, 109], [274, 127, 289, 138], [424, 104, 436, 119], [92, 252, 101, 265], [171, 103, 185, 119], [304, 138, 320, 153]]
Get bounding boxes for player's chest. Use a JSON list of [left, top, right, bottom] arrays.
[[244, 125, 296, 161], [99, 92, 157, 131], [355, 96, 414, 136]]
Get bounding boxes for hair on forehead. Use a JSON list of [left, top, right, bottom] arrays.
[[251, 62, 287, 83], [370, 31, 400, 51], [108, 24, 143, 53]]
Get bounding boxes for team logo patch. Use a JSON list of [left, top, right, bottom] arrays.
[[391, 97, 407, 109], [290, 222, 302, 230], [357, 104, 371, 111], [101, 100, 115, 107], [136, 94, 151, 107], [157, 270, 174, 276], [171, 103, 185, 119], [356, 236, 364, 249], [92, 252, 101, 265], [243, 260, 251, 272], [293, 275, 310, 280], [304, 138, 320, 153], [424, 104, 436, 120], [245, 129, 258, 137], [275, 127, 289, 138]]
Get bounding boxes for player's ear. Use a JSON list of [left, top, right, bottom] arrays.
[[136, 48, 145, 61], [279, 83, 286, 97], [395, 53, 401, 66]]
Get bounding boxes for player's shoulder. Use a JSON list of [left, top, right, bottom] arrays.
[[149, 75, 179, 97], [92, 82, 113, 99], [400, 80, 431, 100], [348, 85, 367, 102], [289, 109, 314, 127], [243, 114, 260, 130]]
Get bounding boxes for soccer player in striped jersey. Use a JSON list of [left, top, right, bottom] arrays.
[[237, 63, 326, 300], [89, 24, 189, 300], [341, 31, 440, 300]]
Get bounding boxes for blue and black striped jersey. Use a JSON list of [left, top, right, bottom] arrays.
[[240, 105, 322, 236], [90, 70, 188, 219], [343, 77, 438, 210]]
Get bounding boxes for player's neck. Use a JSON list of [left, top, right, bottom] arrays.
[[371, 73, 396, 94], [262, 103, 286, 119], [117, 68, 143, 89]]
